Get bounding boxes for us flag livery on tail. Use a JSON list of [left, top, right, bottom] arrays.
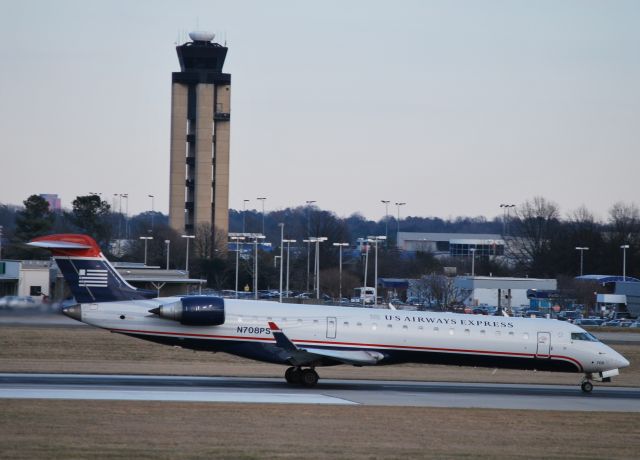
[[30, 234, 629, 392]]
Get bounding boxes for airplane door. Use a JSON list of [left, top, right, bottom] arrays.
[[536, 332, 551, 358], [326, 317, 337, 339]]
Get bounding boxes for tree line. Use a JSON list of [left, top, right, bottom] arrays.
[[0, 195, 638, 298]]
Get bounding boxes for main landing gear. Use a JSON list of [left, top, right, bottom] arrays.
[[581, 378, 593, 394], [285, 366, 319, 387]]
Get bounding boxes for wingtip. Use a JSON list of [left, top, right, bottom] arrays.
[[268, 321, 280, 331]]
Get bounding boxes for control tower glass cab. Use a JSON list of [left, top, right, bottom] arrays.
[[169, 31, 231, 238]]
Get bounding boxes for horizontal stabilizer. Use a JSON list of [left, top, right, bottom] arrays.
[[28, 234, 102, 257], [28, 241, 92, 250]]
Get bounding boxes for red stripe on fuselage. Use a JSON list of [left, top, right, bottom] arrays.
[[110, 327, 583, 371]]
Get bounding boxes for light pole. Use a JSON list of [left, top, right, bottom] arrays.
[[148, 194, 155, 232], [283, 239, 296, 298], [621, 244, 630, 281], [242, 199, 250, 233], [381, 200, 390, 243], [230, 235, 245, 298], [367, 236, 386, 305], [139, 236, 153, 265], [278, 223, 284, 303], [362, 239, 371, 306], [304, 237, 327, 299], [500, 204, 516, 235], [305, 200, 316, 292], [121, 193, 129, 239], [164, 239, 170, 270], [469, 247, 476, 277], [182, 235, 195, 272], [333, 242, 349, 302], [395, 202, 406, 243], [253, 235, 266, 299], [257, 197, 267, 236], [575, 247, 589, 276]]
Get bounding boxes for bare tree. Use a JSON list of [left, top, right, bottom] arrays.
[[413, 273, 467, 310], [608, 202, 640, 245], [509, 196, 560, 275]]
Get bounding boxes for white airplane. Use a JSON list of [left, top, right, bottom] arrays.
[[29, 233, 630, 393]]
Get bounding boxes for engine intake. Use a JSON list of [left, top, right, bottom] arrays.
[[149, 296, 225, 326]]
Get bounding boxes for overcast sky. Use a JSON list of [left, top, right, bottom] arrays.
[[1, 0, 638, 222]]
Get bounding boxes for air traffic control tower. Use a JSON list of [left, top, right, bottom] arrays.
[[169, 31, 231, 237]]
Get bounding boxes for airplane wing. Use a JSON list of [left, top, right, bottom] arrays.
[[268, 322, 384, 366]]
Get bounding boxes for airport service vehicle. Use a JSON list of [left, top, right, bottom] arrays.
[[29, 234, 630, 393]]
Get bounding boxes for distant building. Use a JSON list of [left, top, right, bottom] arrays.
[[455, 276, 557, 311], [576, 275, 640, 318], [397, 232, 505, 259], [0, 260, 51, 298], [39, 194, 61, 211], [169, 31, 231, 238]]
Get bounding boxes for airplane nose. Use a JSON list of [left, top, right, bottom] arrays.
[[614, 352, 630, 369], [62, 304, 82, 322]]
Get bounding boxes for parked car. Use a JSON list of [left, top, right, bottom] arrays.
[[0, 296, 38, 309], [602, 320, 622, 327], [574, 319, 602, 326]]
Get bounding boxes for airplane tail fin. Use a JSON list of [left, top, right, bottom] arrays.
[[28, 234, 155, 303]]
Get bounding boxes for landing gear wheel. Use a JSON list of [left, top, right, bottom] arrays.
[[285, 367, 302, 385], [581, 380, 593, 393], [300, 368, 319, 388]]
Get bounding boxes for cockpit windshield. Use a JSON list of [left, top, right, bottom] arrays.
[[571, 332, 599, 342]]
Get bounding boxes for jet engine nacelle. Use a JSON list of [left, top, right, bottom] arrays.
[[149, 296, 225, 326]]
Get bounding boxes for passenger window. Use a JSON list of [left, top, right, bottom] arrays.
[[480, 330, 486, 335], [297, 319, 303, 325], [343, 321, 349, 327], [387, 324, 393, 329], [313, 319, 319, 324], [464, 329, 470, 335], [418, 325, 424, 330], [402, 325, 408, 331], [434, 327, 439, 332], [508, 331, 514, 336], [357, 322, 362, 327]]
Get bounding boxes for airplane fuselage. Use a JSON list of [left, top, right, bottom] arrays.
[[73, 298, 628, 376]]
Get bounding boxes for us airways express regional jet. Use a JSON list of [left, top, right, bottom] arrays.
[[30, 234, 630, 393]]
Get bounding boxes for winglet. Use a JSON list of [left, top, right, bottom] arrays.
[[268, 321, 280, 332]]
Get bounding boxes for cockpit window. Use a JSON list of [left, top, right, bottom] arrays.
[[571, 332, 599, 342]]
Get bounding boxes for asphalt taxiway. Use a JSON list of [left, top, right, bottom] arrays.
[[1, 373, 639, 412]]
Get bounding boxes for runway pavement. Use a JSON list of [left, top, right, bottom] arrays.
[[1, 373, 639, 412]]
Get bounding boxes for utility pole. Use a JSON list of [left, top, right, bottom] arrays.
[[278, 223, 284, 303]]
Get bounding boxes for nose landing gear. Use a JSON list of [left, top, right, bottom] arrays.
[[285, 366, 319, 387]]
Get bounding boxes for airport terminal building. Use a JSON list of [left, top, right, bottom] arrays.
[[397, 232, 505, 259]]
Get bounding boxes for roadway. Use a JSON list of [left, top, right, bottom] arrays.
[[1, 373, 639, 412]]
